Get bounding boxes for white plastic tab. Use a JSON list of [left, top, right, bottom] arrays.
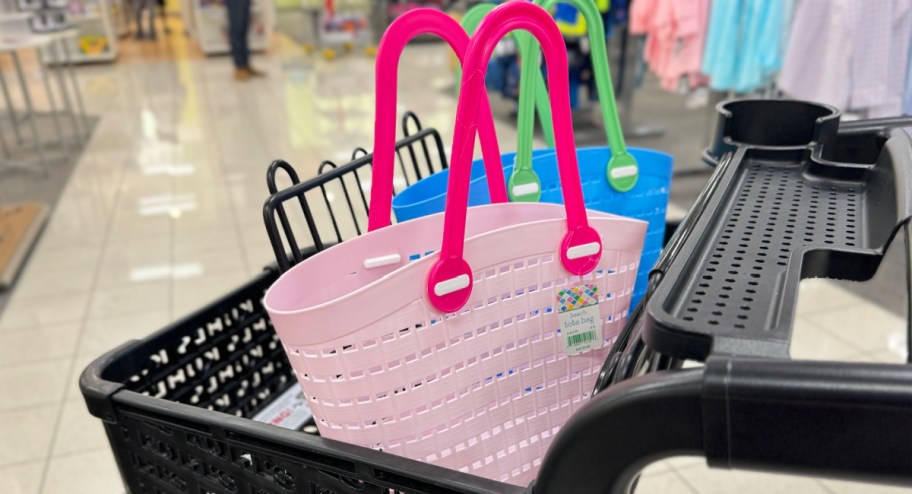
[[363, 254, 401, 269], [434, 274, 470, 296], [566, 242, 600, 259], [512, 182, 540, 197], [610, 165, 638, 179]]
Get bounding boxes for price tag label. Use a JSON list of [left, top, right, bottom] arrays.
[[251, 385, 313, 431], [557, 284, 602, 356]]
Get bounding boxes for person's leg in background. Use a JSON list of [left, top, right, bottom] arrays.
[[144, 0, 158, 40], [132, 0, 146, 39], [158, 0, 171, 34], [227, 0, 265, 80], [227, 0, 249, 74]]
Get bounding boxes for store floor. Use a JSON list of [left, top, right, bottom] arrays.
[[0, 27, 908, 494]]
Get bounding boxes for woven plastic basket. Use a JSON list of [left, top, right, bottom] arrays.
[[265, 4, 647, 486]]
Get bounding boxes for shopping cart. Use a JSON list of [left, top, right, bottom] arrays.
[[80, 103, 912, 493]]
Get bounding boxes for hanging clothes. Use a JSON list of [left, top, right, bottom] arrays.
[[904, 33, 912, 115], [605, 0, 628, 39], [629, 0, 711, 91], [777, 0, 848, 107], [701, 0, 787, 93], [551, 2, 616, 107], [779, 0, 912, 117], [672, 0, 711, 89]]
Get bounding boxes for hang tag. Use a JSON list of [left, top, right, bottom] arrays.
[[557, 284, 602, 356], [251, 385, 313, 431]]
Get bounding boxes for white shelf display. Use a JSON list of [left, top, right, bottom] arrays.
[[191, 0, 273, 56], [47, 0, 118, 62], [298, 0, 373, 58]]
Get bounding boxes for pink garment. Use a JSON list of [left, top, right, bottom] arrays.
[[629, 0, 711, 91], [779, 0, 912, 117], [671, 0, 711, 89], [628, 0, 656, 34]]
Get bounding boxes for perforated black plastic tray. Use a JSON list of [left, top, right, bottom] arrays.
[[645, 100, 912, 360]]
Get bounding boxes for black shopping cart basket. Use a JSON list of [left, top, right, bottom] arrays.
[[81, 104, 912, 494]]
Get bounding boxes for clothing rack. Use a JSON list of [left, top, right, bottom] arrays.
[[632, 0, 912, 119]]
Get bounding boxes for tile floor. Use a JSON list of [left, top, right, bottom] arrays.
[[0, 25, 909, 494]]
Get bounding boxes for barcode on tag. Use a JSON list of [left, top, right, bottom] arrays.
[[557, 284, 603, 356], [567, 330, 598, 348]]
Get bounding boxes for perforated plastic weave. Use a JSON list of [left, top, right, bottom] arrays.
[[266, 204, 647, 486], [123, 272, 290, 416], [680, 162, 861, 331], [391, 148, 673, 310], [533, 147, 672, 306]]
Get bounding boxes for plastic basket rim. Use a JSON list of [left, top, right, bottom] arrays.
[[391, 146, 674, 211]]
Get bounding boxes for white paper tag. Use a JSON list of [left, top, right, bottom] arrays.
[[557, 284, 603, 356], [251, 385, 313, 431]]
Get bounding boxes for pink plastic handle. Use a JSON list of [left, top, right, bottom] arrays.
[[367, 9, 507, 232], [427, 1, 602, 313]]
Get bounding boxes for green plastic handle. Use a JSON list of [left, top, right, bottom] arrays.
[[513, 0, 638, 198], [456, 3, 555, 154]]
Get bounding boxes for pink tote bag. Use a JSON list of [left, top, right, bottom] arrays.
[[265, 2, 647, 486]]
